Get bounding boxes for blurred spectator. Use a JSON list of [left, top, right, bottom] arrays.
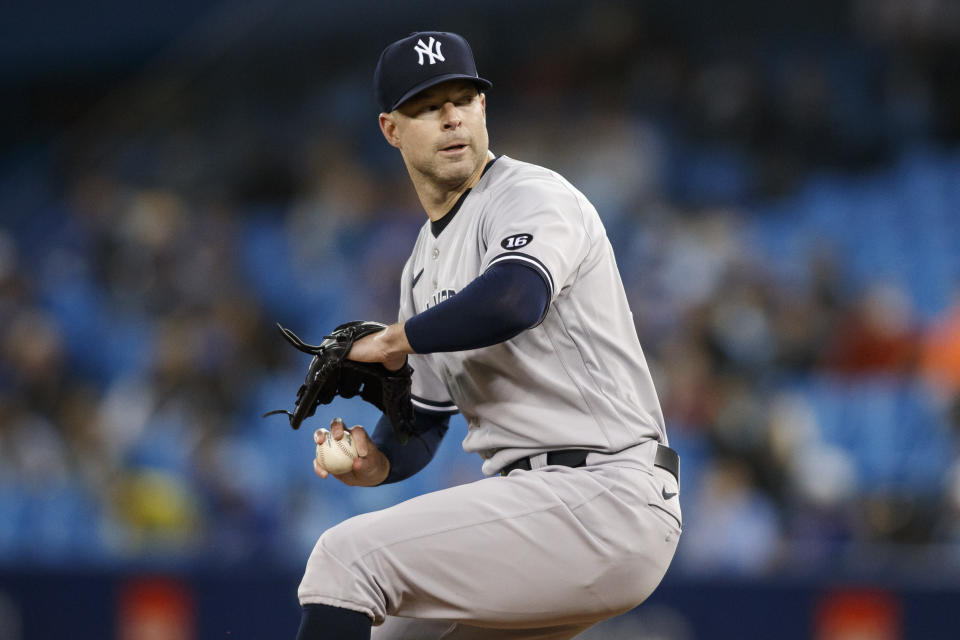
[[921, 300, 960, 393], [678, 458, 781, 575], [821, 283, 919, 377]]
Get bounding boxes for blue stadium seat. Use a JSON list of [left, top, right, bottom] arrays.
[[797, 376, 953, 494], [0, 487, 26, 559]]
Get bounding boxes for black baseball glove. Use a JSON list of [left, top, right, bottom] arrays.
[[263, 321, 416, 444]]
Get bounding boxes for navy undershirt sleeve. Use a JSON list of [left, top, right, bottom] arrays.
[[405, 262, 550, 353], [371, 409, 450, 484]]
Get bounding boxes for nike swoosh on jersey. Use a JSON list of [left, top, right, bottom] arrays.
[[412, 268, 424, 288], [662, 488, 678, 500]]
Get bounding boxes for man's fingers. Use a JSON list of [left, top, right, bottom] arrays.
[[331, 417, 345, 439], [313, 457, 329, 479], [350, 425, 370, 458], [314, 420, 372, 482]]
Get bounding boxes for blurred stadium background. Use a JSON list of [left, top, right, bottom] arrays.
[[2, 0, 960, 638]]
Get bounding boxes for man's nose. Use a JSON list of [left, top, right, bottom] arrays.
[[441, 102, 462, 129]]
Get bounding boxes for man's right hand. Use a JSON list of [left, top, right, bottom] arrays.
[[313, 417, 390, 486]]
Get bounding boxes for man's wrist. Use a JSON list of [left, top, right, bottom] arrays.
[[384, 322, 414, 361]]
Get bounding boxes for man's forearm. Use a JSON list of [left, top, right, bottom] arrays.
[[372, 410, 450, 484]]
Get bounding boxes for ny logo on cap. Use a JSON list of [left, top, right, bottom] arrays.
[[414, 37, 445, 66]]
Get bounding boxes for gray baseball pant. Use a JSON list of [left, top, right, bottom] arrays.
[[298, 440, 681, 640]]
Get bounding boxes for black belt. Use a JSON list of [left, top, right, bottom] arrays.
[[500, 443, 680, 481]]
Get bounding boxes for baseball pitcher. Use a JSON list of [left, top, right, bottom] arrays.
[[279, 31, 681, 640]]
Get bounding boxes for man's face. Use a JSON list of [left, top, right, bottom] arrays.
[[381, 80, 489, 187]]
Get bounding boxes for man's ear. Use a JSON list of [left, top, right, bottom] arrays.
[[480, 93, 486, 121], [379, 113, 401, 149]]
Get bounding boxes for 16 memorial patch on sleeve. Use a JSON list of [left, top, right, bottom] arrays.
[[501, 233, 533, 250]]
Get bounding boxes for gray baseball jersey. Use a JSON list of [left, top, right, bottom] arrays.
[[399, 155, 667, 475], [298, 154, 680, 639]]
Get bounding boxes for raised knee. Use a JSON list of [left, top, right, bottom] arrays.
[[298, 527, 388, 624]]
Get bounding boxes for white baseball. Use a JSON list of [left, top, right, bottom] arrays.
[[315, 428, 359, 475]]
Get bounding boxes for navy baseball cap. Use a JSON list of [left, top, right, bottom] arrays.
[[374, 31, 492, 112]]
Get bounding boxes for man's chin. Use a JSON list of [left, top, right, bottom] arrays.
[[433, 156, 480, 185]]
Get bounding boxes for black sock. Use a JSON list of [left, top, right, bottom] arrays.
[[296, 603, 371, 640]]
